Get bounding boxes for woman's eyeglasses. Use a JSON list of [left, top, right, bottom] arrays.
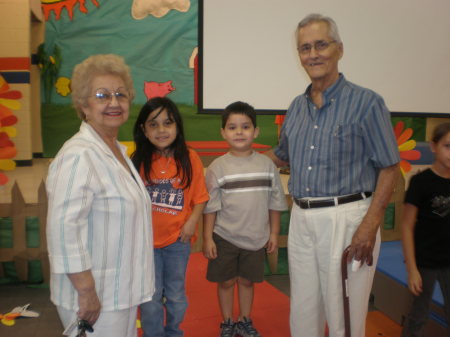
[[91, 88, 129, 104]]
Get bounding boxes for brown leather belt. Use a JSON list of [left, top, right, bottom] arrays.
[[294, 192, 372, 209]]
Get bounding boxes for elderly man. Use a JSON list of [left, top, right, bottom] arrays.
[[266, 14, 400, 337]]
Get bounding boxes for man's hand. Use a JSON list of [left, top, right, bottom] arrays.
[[348, 164, 399, 265], [347, 220, 378, 265]]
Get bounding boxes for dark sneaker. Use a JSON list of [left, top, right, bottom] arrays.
[[219, 318, 236, 337], [236, 317, 261, 337]]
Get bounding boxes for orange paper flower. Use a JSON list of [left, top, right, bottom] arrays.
[[0, 75, 20, 185], [393, 121, 421, 176]]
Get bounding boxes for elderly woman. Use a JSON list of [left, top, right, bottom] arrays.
[[46, 54, 155, 337]]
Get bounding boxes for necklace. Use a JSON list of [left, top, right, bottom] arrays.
[[158, 156, 172, 174]]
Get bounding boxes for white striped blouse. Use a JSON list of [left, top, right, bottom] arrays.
[[46, 122, 155, 311]]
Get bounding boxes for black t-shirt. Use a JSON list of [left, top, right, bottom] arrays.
[[405, 169, 450, 268]]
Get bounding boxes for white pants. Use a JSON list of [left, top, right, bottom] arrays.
[[288, 197, 380, 337], [57, 306, 138, 337]]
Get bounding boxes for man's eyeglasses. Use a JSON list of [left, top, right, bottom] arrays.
[[91, 88, 129, 104], [76, 319, 94, 337], [297, 40, 337, 54]]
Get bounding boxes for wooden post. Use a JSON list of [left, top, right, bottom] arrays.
[[38, 180, 49, 283], [11, 182, 28, 281]]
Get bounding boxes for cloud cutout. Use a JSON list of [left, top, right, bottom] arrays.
[[132, 0, 190, 19]]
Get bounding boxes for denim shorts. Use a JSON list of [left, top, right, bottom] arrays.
[[206, 233, 265, 283]]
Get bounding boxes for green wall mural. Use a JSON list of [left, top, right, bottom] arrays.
[[42, 0, 197, 105], [40, 0, 199, 157]]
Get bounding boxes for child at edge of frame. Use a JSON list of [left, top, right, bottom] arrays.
[[401, 122, 450, 337], [131, 97, 209, 337], [202, 101, 288, 337]]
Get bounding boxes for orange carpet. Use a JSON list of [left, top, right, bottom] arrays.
[[181, 252, 291, 337], [137, 252, 402, 337], [366, 311, 402, 337]]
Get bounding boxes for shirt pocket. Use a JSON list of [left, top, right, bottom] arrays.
[[332, 123, 363, 165]]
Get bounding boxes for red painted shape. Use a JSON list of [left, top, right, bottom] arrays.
[[41, 0, 100, 21], [0, 91, 22, 100], [143, 80, 175, 100], [0, 58, 30, 71], [1, 115, 18, 127], [194, 54, 198, 105]]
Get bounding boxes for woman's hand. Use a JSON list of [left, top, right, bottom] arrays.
[[67, 271, 101, 326], [77, 288, 101, 326]]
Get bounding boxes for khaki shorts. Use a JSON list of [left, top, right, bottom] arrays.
[[206, 233, 265, 283]]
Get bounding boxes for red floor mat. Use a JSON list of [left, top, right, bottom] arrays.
[[181, 252, 291, 337]]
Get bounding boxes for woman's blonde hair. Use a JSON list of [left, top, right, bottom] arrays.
[[71, 54, 135, 120]]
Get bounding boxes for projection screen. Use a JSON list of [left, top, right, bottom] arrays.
[[199, 0, 450, 116]]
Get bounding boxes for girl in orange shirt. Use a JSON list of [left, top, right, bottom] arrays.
[[132, 97, 209, 337]]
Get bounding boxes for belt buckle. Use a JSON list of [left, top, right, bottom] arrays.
[[333, 197, 338, 206]]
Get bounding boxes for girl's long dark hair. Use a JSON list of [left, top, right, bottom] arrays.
[[131, 97, 193, 189]]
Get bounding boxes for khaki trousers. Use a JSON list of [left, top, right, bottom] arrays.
[[288, 197, 380, 337]]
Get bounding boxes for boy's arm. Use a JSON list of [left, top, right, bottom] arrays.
[[203, 212, 217, 259], [266, 209, 281, 254], [180, 202, 206, 243], [401, 203, 421, 296]]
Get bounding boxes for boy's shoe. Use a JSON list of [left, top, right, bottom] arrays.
[[235, 317, 261, 337], [219, 318, 236, 337]]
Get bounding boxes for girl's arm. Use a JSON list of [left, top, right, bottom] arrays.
[[180, 202, 206, 243], [267, 210, 281, 254], [202, 212, 217, 259], [401, 203, 422, 296]]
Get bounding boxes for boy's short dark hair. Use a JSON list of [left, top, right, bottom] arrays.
[[222, 101, 257, 128]]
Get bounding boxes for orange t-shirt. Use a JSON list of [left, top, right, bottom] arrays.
[[140, 148, 209, 248]]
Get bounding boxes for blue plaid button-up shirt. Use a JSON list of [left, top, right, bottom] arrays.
[[274, 74, 400, 199]]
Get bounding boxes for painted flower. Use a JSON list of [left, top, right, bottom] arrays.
[[0, 75, 20, 185], [37, 44, 62, 103], [394, 121, 421, 176], [55, 77, 71, 96]]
